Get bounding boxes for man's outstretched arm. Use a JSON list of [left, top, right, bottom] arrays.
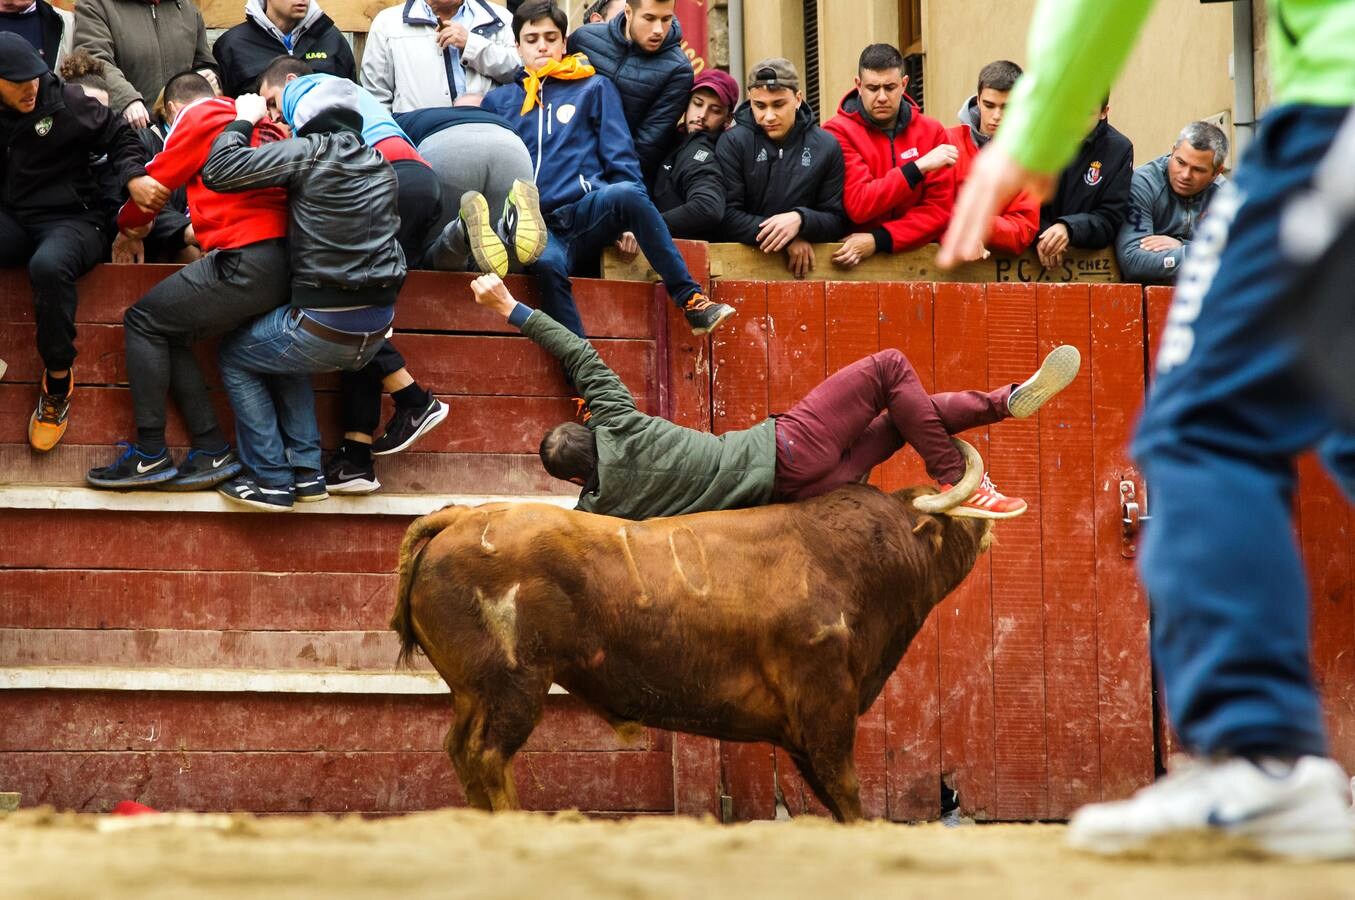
[[470, 275, 637, 424], [939, 0, 1157, 266]]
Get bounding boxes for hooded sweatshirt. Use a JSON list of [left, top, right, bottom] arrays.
[[73, 0, 214, 115], [281, 73, 411, 150], [822, 89, 954, 252], [715, 100, 848, 245], [944, 95, 1040, 256], [481, 61, 641, 214], [1115, 152, 1225, 284], [212, 0, 356, 96]]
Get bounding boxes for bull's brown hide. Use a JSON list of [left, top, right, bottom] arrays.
[[391, 484, 993, 821]]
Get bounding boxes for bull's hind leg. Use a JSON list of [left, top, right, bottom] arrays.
[[458, 668, 554, 812], [445, 695, 492, 810]]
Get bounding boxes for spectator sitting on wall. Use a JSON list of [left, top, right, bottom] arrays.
[[567, 0, 693, 181], [1035, 94, 1132, 269], [61, 49, 200, 264], [944, 60, 1039, 258], [482, 0, 733, 339], [74, 0, 215, 128], [362, 0, 519, 114], [0, 0, 73, 72], [1115, 120, 1227, 285], [822, 43, 955, 270], [212, 0, 357, 97], [650, 68, 737, 240], [716, 56, 848, 277], [582, 0, 623, 24], [0, 34, 158, 452]]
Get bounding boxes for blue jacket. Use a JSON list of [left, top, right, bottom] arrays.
[[566, 13, 692, 178], [281, 73, 410, 148], [395, 106, 513, 146], [481, 67, 642, 214]]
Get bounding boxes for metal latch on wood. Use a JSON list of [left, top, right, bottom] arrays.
[[1120, 479, 1151, 557]]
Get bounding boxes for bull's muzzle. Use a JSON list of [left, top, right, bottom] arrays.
[[912, 438, 984, 514]]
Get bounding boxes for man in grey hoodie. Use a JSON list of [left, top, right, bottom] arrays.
[[1115, 120, 1227, 284]]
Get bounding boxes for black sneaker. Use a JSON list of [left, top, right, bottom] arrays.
[[159, 446, 243, 491], [87, 441, 178, 488], [218, 475, 294, 511], [293, 468, 329, 502], [683, 292, 736, 335], [500, 178, 547, 266], [324, 456, 381, 494], [372, 396, 449, 456]]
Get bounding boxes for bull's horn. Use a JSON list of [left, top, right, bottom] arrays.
[[913, 438, 984, 514]]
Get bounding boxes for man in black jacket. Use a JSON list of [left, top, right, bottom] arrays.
[[716, 58, 848, 277], [200, 79, 405, 510], [566, 0, 692, 180], [0, 34, 162, 452], [212, 0, 357, 96], [1036, 96, 1133, 269], [651, 67, 735, 240]]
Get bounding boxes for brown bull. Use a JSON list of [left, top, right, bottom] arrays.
[[391, 483, 993, 822]]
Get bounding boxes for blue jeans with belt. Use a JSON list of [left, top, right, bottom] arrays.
[[218, 306, 388, 487], [1134, 104, 1351, 759]]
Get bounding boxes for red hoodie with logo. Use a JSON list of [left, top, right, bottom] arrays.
[[946, 122, 1040, 255], [117, 97, 288, 251], [822, 90, 954, 252]]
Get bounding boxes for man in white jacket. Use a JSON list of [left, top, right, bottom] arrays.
[[361, 0, 518, 113]]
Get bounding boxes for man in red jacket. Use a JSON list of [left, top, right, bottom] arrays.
[[823, 43, 958, 268], [87, 69, 293, 491], [945, 60, 1039, 259]]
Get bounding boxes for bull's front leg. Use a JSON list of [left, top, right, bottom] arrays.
[[786, 701, 866, 821]]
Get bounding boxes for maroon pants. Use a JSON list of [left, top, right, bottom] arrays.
[[771, 349, 1012, 501]]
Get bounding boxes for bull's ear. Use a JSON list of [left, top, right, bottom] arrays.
[[911, 513, 944, 551]]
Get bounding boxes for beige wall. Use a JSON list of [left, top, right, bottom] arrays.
[[815, 0, 898, 115], [923, 0, 1237, 168], [742, 1, 806, 100]]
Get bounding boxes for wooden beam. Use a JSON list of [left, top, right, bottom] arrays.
[[0, 666, 569, 694], [603, 242, 1123, 285], [198, 0, 399, 33]]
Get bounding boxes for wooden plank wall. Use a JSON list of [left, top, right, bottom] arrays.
[[708, 279, 1157, 821]]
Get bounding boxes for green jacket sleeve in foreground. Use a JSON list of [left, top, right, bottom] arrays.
[[520, 310, 637, 425], [994, 0, 1156, 175]]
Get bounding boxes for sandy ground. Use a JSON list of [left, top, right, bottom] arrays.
[[3, 808, 1353, 900]]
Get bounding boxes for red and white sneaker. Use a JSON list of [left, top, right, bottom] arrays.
[[940, 473, 1028, 519]]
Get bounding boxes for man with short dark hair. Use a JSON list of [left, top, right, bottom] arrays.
[[567, 0, 693, 180], [822, 43, 956, 269], [87, 70, 291, 490], [1034, 95, 1133, 269], [944, 60, 1039, 257], [651, 68, 737, 239], [482, 0, 732, 337], [1115, 120, 1227, 284], [0, 33, 157, 451], [212, 0, 357, 96], [717, 57, 848, 277]]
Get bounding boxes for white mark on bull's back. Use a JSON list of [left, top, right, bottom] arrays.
[[479, 512, 497, 554], [474, 584, 520, 668], [668, 526, 710, 595], [617, 527, 650, 607], [810, 612, 849, 644]]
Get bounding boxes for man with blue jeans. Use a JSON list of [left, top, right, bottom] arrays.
[[200, 79, 405, 510], [481, 0, 734, 340], [940, 0, 1355, 861]]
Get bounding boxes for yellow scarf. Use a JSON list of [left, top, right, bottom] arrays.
[[519, 53, 597, 115]]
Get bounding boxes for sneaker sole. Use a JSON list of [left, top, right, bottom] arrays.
[[689, 304, 736, 336], [295, 490, 330, 502], [1008, 345, 1081, 419], [157, 461, 244, 492], [462, 192, 509, 278], [373, 400, 449, 457], [218, 491, 294, 512], [327, 478, 381, 495], [87, 468, 180, 489], [507, 179, 547, 266]]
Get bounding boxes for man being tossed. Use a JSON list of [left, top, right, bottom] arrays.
[[470, 274, 1081, 521]]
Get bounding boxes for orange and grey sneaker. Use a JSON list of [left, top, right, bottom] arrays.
[[943, 473, 1028, 520], [459, 190, 509, 277], [682, 292, 736, 335], [500, 178, 547, 267], [28, 370, 73, 452], [573, 396, 592, 424]]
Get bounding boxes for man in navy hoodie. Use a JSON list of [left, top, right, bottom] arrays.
[[481, 0, 732, 337]]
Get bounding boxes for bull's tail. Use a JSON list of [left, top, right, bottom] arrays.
[[391, 505, 465, 668]]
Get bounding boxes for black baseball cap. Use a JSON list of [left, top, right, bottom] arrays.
[[0, 34, 48, 82]]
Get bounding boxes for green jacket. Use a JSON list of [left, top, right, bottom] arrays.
[[997, 0, 1355, 176], [521, 310, 776, 520], [73, 0, 214, 116]]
